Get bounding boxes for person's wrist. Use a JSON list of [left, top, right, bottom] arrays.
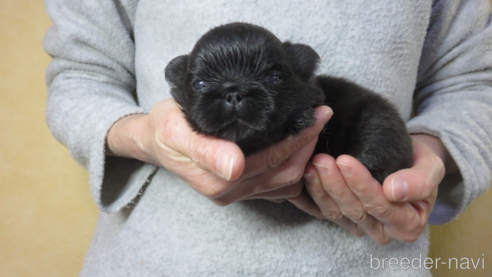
[[410, 134, 446, 162], [106, 113, 150, 161], [410, 134, 457, 173]]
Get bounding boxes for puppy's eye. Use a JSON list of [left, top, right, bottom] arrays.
[[267, 74, 282, 84], [193, 80, 206, 90]]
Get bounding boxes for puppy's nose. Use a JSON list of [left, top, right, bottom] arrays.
[[226, 92, 242, 106]]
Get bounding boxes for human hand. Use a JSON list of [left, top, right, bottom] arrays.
[[106, 99, 332, 205], [288, 134, 447, 244]]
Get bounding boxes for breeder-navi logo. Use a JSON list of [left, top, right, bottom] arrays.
[[370, 254, 485, 270]]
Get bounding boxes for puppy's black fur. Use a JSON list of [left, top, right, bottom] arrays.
[[165, 22, 413, 183]]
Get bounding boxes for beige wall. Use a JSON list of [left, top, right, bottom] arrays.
[[0, 1, 98, 276], [0, 1, 491, 276]]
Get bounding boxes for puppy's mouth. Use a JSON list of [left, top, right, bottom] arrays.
[[189, 89, 275, 142], [214, 114, 264, 142]]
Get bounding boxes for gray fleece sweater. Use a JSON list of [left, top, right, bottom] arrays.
[[44, 0, 492, 276]]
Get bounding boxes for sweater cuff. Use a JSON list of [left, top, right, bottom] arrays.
[[88, 108, 158, 213]]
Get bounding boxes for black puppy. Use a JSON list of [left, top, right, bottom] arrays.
[[165, 22, 413, 183]]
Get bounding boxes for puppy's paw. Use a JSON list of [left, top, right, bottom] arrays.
[[287, 108, 316, 135]]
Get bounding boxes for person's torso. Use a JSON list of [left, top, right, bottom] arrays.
[[103, 2, 436, 276]]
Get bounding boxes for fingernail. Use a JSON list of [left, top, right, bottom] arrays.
[[315, 107, 333, 123], [216, 149, 234, 181], [391, 177, 408, 201], [313, 163, 330, 176], [304, 173, 314, 185], [325, 108, 333, 118], [336, 162, 352, 177]]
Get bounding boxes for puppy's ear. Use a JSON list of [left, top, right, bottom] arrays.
[[165, 55, 189, 87], [283, 42, 320, 81]]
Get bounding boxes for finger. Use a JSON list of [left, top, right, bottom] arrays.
[[289, 189, 326, 219], [383, 139, 445, 203], [155, 101, 245, 181], [336, 155, 425, 243], [335, 155, 393, 218], [242, 106, 332, 179], [217, 137, 318, 205], [270, 199, 286, 204], [242, 181, 304, 201], [313, 154, 389, 244], [303, 163, 364, 237], [304, 163, 343, 220], [312, 154, 370, 223], [175, 163, 237, 202], [246, 136, 318, 194]]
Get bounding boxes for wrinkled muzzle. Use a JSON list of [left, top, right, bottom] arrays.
[[187, 85, 276, 142]]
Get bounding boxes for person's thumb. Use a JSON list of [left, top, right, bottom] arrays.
[[383, 139, 444, 202], [187, 134, 245, 181], [159, 102, 245, 181]]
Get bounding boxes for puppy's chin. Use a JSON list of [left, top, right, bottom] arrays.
[[188, 108, 272, 143], [213, 118, 266, 142]]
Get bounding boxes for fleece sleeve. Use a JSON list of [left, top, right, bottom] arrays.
[[43, 0, 158, 213], [408, 0, 492, 224]]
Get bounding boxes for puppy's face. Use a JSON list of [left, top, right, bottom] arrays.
[[165, 23, 321, 148]]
